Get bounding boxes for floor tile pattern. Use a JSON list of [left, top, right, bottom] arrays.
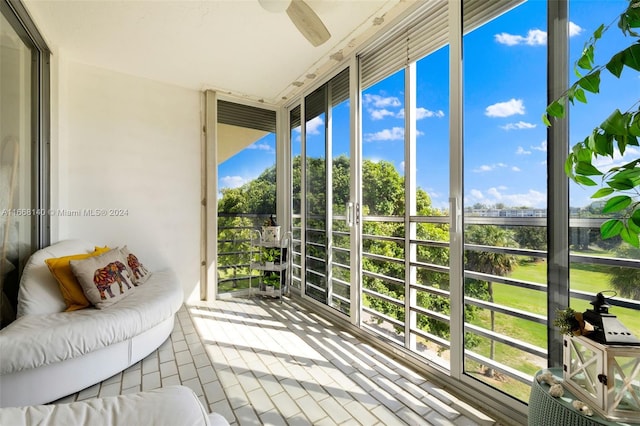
[[57, 297, 499, 425]]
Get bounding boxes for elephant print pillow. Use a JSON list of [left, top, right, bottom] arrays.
[[120, 246, 151, 285], [70, 249, 137, 309]]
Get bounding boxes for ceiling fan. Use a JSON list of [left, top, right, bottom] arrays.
[[258, 0, 331, 47]]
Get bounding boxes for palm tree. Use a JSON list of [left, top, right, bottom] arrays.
[[465, 225, 518, 377], [609, 245, 640, 300]]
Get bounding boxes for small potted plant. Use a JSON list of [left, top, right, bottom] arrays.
[[263, 274, 280, 295], [261, 248, 279, 268], [553, 307, 594, 336]]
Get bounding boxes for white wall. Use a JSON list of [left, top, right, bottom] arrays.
[[52, 57, 202, 302]]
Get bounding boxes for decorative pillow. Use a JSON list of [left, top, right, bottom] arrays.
[[45, 246, 111, 311], [70, 249, 136, 309], [120, 245, 151, 284]]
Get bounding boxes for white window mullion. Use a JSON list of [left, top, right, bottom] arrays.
[[350, 57, 362, 327], [448, 0, 464, 380], [326, 85, 333, 306], [405, 62, 417, 351]]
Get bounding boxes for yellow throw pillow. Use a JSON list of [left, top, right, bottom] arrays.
[[45, 246, 111, 311]]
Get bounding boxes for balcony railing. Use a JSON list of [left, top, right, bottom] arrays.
[[221, 212, 640, 401]]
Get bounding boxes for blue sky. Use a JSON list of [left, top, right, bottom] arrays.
[[219, 0, 639, 212]]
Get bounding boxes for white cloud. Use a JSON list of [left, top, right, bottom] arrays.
[[495, 21, 581, 47], [416, 107, 445, 119], [370, 108, 396, 120], [399, 161, 405, 171], [485, 98, 525, 118], [470, 189, 484, 199], [531, 141, 547, 152], [219, 175, 248, 189], [495, 29, 547, 46], [248, 142, 272, 151], [501, 121, 536, 130], [473, 163, 509, 173], [364, 94, 402, 120], [466, 187, 547, 208], [395, 107, 446, 120], [512, 166, 521, 172], [306, 116, 324, 135], [474, 165, 494, 173], [364, 127, 404, 142], [569, 22, 583, 37], [516, 146, 531, 155], [363, 93, 401, 108]]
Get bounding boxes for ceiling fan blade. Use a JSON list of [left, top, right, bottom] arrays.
[[286, 0, 330, 47]]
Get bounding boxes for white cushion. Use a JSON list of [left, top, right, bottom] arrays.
[[1, 270, 182, 375], [70, 249, 136, 309], [16, 239, 96, 317], [0, 386, 228, 426], [120, 245, 151, 284]]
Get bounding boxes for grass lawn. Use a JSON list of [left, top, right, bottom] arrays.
[[468, 257, 639, 402], [507, 259, 640, 337]]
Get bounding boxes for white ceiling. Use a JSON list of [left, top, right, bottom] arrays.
[[24, 0, 416, 105]]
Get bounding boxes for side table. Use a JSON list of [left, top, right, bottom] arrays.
[[528, 368, 633, 426]]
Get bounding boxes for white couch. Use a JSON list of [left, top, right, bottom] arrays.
[[0, 385, 230, 426], [0, 240, 184, 408]]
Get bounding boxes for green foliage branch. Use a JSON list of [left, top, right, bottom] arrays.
[[544, 0, 640, 247]]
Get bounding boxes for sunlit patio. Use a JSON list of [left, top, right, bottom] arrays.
[[55, 297, 502, 425]]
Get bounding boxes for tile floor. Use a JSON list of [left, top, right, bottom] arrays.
[[57, 297, 503, 425]]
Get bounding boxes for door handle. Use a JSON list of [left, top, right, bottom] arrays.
[[346, 202, 353, 227]]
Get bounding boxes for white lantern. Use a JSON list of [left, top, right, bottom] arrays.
[[562, 292, 640, 423], [563, 335, 640, 423]]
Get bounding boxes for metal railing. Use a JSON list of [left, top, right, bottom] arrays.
[[286, 213, 640, 394]]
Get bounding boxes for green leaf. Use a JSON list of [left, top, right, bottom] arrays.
[[620, 6, 640, 36], [564, 155, 575, 177], [602, 195, 633, 213], [629, 211, 640, 234], [542, 113, 551, 127], [577, 45, 594, 70], [593, 132, 613, 156], [591, 187, 614, 198], [614, 168, 640, 181], [593, 24, 604, 40], [630, 209, 640, 232], [607, 179, 636, 190], [601, 109, 627, 135], [575, 175, 598, 186], [622, 43, 640, 72], [600, 219, 624, 240], [577, 70, 601, 94], [574, 87, 587, 104], [576, 147, 593, 163], [546, 99, 565, 118], [575, 161, 603, 176], [620, 225, 640, 248], [630, 113, 640, 136], [606, 51, 625, 77], [616, 135, 628, 156]]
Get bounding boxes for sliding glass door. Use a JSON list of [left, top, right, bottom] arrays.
[[287, 0, 639, 413], [1, 2, 49, 327], [291, 69, 352, 315]]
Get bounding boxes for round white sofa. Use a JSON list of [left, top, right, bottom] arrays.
[[0, 385, 230, 426], [0, 240, 184, 408]]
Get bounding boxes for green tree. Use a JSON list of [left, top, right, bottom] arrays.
[[465, 225, 518, 377], [609, 245, 640, 299]]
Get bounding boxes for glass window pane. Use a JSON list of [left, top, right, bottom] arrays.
[[568, 0, 640, 339], [1, 12, 33, 326], [462, 0, 547, 402], [216, 101, 276, 296]]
